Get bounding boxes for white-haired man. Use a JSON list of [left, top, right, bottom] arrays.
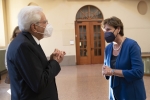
[[7, 6, 64, 100]]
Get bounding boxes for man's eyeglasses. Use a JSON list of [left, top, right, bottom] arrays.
[[36, 20, 48, 24]]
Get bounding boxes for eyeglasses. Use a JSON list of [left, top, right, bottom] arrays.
[[36, 20, 48, 24]]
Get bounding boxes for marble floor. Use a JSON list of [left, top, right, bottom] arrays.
[[0, 64, 150, 100]]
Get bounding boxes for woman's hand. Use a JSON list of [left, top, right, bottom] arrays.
[[102, 65, 113, 76]]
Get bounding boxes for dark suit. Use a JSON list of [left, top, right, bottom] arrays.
[[7, 32, 61, 100]]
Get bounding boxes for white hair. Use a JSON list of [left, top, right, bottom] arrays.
[[18, 6, 43, 31]]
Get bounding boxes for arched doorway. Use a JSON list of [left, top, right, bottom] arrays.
[[75, 5, 105, 65]]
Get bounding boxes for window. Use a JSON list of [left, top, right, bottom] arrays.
[[76, 5, 103, 21]]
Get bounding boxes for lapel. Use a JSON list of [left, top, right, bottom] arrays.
[[110, 39, 128, 88], [22, 32, 48, 63], [114, 38, 128, 69]]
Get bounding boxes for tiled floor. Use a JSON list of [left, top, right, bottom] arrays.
[[0, 64, 150, 100]]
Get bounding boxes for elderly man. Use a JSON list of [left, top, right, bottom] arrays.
[[7, 6, 64, 100]]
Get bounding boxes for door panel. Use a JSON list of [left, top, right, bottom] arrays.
[[75, 22, 91, 65], [90, 22, 105, 64], [75, 21, 105, 65]]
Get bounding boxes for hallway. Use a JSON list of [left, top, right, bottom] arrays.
[[0, 64, 150, 100]]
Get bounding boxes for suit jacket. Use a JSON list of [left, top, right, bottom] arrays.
[[104, 38, 146, 100], [7, 32, 61, 100]]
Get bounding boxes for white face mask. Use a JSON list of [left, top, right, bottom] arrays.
[[36, 24, 53, 38]]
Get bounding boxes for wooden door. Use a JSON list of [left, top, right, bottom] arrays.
[[75, 21, 105, 65], [90, 22, 105, 64], [75, 22, 91, 65]]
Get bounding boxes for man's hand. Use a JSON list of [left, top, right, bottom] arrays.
[[50, 49, 66, 63]]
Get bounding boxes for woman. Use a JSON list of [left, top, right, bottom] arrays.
[[102, 16, 146, 100], [5, 26, 21, 84]]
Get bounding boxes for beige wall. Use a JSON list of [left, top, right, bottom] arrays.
[[0, 0, 6, 47], [4, 0, 150, 56]]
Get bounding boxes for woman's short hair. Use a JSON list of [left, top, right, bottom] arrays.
[[11, 26, 20, 40], [18, 6, 43, 32], [102, 16, 124, 36]]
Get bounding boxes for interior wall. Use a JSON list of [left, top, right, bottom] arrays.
[[5, 0, 150, 56], [0, 0, 6, 47]]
